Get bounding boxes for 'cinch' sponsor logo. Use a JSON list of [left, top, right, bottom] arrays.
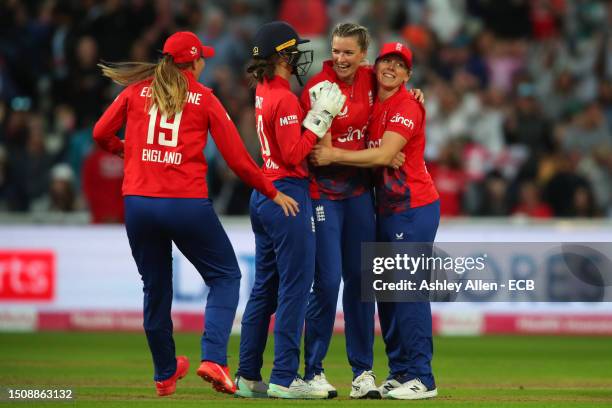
[[389, 113, 414, 129]]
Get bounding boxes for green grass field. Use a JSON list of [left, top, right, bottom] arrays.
[[1, 332, 611, 407]]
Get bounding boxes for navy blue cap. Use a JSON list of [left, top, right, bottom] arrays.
[[252, 21, 309, 58]]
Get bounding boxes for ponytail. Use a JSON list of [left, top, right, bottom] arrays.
[[99, 55, 193, 118], [246, 55, 278, 87]]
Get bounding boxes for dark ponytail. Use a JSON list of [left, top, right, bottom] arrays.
[[246, 55, 278, 87]]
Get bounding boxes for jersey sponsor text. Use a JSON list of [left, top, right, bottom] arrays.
[[337, 125, 366, 143], [279, 114, 299, 126], [389, 113, 414, 129]]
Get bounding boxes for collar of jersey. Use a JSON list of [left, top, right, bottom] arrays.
[[321, 60, 368, 88], [379, 83, 409, 106], [266, 75, 291, 89]]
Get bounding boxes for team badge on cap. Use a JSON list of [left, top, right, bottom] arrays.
[[162, 31, 215, 63]]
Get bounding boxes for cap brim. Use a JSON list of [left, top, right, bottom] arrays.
[[297, 38, 310, 45], [376, 51, 412, 69], [202, 45, 215, 58]]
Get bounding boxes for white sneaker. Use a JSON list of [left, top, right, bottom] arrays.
[[267, 377, 328, 399], [378, 377, 402, 398], [307, 373, 337, 399], [234, 375, 268, 398], [350, 370, 381, 399], [387, 378, 438, 400]]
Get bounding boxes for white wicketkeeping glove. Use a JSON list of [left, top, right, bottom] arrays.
[[303, 82, 347, 139], [308, 80, 333, 106]]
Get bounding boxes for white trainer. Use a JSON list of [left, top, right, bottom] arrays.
[[234, 375, 268, 398], [267, 377, 328, 399], [350, 370, 381, 399], [378, 377, 402, 398], [307, 373, 337, 399], [387, 378, 438, 400]]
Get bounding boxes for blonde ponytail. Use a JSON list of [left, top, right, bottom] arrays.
[[99, 55, 192, 118]]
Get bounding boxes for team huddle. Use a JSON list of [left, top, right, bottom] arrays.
[[93, 20, 440, 401]]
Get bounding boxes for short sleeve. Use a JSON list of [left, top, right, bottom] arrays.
[[385, 99, 423, 141]]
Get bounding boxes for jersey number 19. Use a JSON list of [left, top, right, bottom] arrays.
[[147, 105, 182, 148]]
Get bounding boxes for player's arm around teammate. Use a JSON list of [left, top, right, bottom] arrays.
[[297, 22, 380, 399], [234, 21, 345, 400], [311, 42, 440, 401], [93, 31, 298, 397]]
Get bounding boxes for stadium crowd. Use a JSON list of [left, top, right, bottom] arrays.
[[1, 0, 611, 221]]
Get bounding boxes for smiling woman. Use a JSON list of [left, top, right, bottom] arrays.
[[298, 23, 381, 400], [310, 42, 440, 400]]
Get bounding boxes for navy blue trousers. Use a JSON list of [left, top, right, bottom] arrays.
[[237, 178, 315, 387], [376, 200, 440, 390], [124, 196, 240, 381], [304, 192, 376, 379]]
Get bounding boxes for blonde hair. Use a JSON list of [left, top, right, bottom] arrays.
[[331, 22, 370, 52], [99, 55, 193, 118]]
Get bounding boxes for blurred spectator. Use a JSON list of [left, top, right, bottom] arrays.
[[505, 82, 554, 158], [471, 87, 505, 155], [5, 114, 53, 211], [197, 7, 249, 87], [0, 144, 7, 210], [429, 142, 467, 216], [0, 0, 610, 220], [82, 145, 124, 224], [31, 163, 80, 213], [476, 170, 509, 216], [278, 0, 328, 37], [512, 180, 553, 218], [544, 156, 597, 217], [562, 101, 611, 156]]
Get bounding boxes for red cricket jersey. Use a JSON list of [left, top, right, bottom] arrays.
[[93, 70, 277, 199], [367, 86, 439, 214], [255, 75, 318, 181], [300, 61, 374, 200]]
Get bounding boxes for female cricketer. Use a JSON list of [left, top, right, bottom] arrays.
[[311, 42, 440, 400], [234, 21, 346, 399], [93, 31, 298, 397], [299, 22, 378, 399], [300, 24, 423, 399]]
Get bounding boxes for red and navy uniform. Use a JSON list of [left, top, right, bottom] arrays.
[[93, 70, 276, 382], [94, 70, 277, 199], [300, 61, 373, 200], [299, 62, 377, 380], [369, 86, 439, 390], [367, 85, 439, 215], [238, 75, 317, 387]]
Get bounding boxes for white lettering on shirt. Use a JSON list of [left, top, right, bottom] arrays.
[[389, 113, 414, 129], [140, 87, 201, 105], [141, 148, 182, 165], [265, 158, 279, 169], [279, 114, 299, 126], [368, 139, 382, 149], [187, 92, 202, 105], [255, 96, 263, 109], [337, 125, 366, 143]]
